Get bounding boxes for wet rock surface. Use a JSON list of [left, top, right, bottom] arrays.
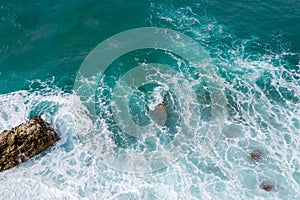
[[250, 150, 263, 161], [260, 182, 274, 191], [0, 116, 60, 172]]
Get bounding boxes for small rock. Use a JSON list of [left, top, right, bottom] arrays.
[[151, 98, 168, 126], [250, 150, 263, 161], [154, 98, 168, 111], [260, 182, 274, 191]]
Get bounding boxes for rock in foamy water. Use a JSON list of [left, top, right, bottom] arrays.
[[250, 150, 263, 161], [260, 181, 274, 191], [151, 98, 168, 126], [0, 116, 60, 172]]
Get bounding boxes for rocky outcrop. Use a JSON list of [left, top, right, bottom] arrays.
[[0, 116, 60, 172]]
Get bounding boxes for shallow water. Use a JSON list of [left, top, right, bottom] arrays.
[[0, 1, 299, 199]]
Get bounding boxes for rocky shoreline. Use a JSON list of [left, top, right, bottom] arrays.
[[0, 116, 60, 172]]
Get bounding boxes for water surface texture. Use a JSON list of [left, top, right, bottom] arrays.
[[0, 0, 300, 199]]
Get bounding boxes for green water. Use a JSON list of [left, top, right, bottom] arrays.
[[0, 0, 299, 199], [1, 1, 299, 93]]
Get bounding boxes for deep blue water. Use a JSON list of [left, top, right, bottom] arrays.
[[0, 1, 299, 199]]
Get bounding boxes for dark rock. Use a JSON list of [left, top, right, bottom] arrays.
[[0, 116, 60, 172], [154, 98, 168, 111], [250, 150, 263, 161], [260, 182, 274, 191]]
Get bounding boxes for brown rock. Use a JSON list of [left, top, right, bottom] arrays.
[[0, 116, 60, 172], [250, 150, 263, 161], [260, 182, 274, 191]]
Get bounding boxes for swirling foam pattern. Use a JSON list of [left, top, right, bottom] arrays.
[[73, 27, 226, 173], [0, 1, 299, 200]]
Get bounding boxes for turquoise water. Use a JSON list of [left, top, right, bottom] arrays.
[[0, 0, 300, 199]]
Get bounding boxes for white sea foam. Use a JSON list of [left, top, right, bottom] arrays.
[[148, 3, 300, 199], [0, 65, 299, 199], [0, 4, 299, 200]]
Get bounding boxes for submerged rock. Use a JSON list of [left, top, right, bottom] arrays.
[[250, 150, 263, 161], [154, 98, 168, 115], [222, 124, 244, 139], [0, 116, 60, 172], [260, 182, 274, 191], [150, 98, 168, 126]]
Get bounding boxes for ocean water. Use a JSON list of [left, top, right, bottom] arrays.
[[0, 0, 300, 199]]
